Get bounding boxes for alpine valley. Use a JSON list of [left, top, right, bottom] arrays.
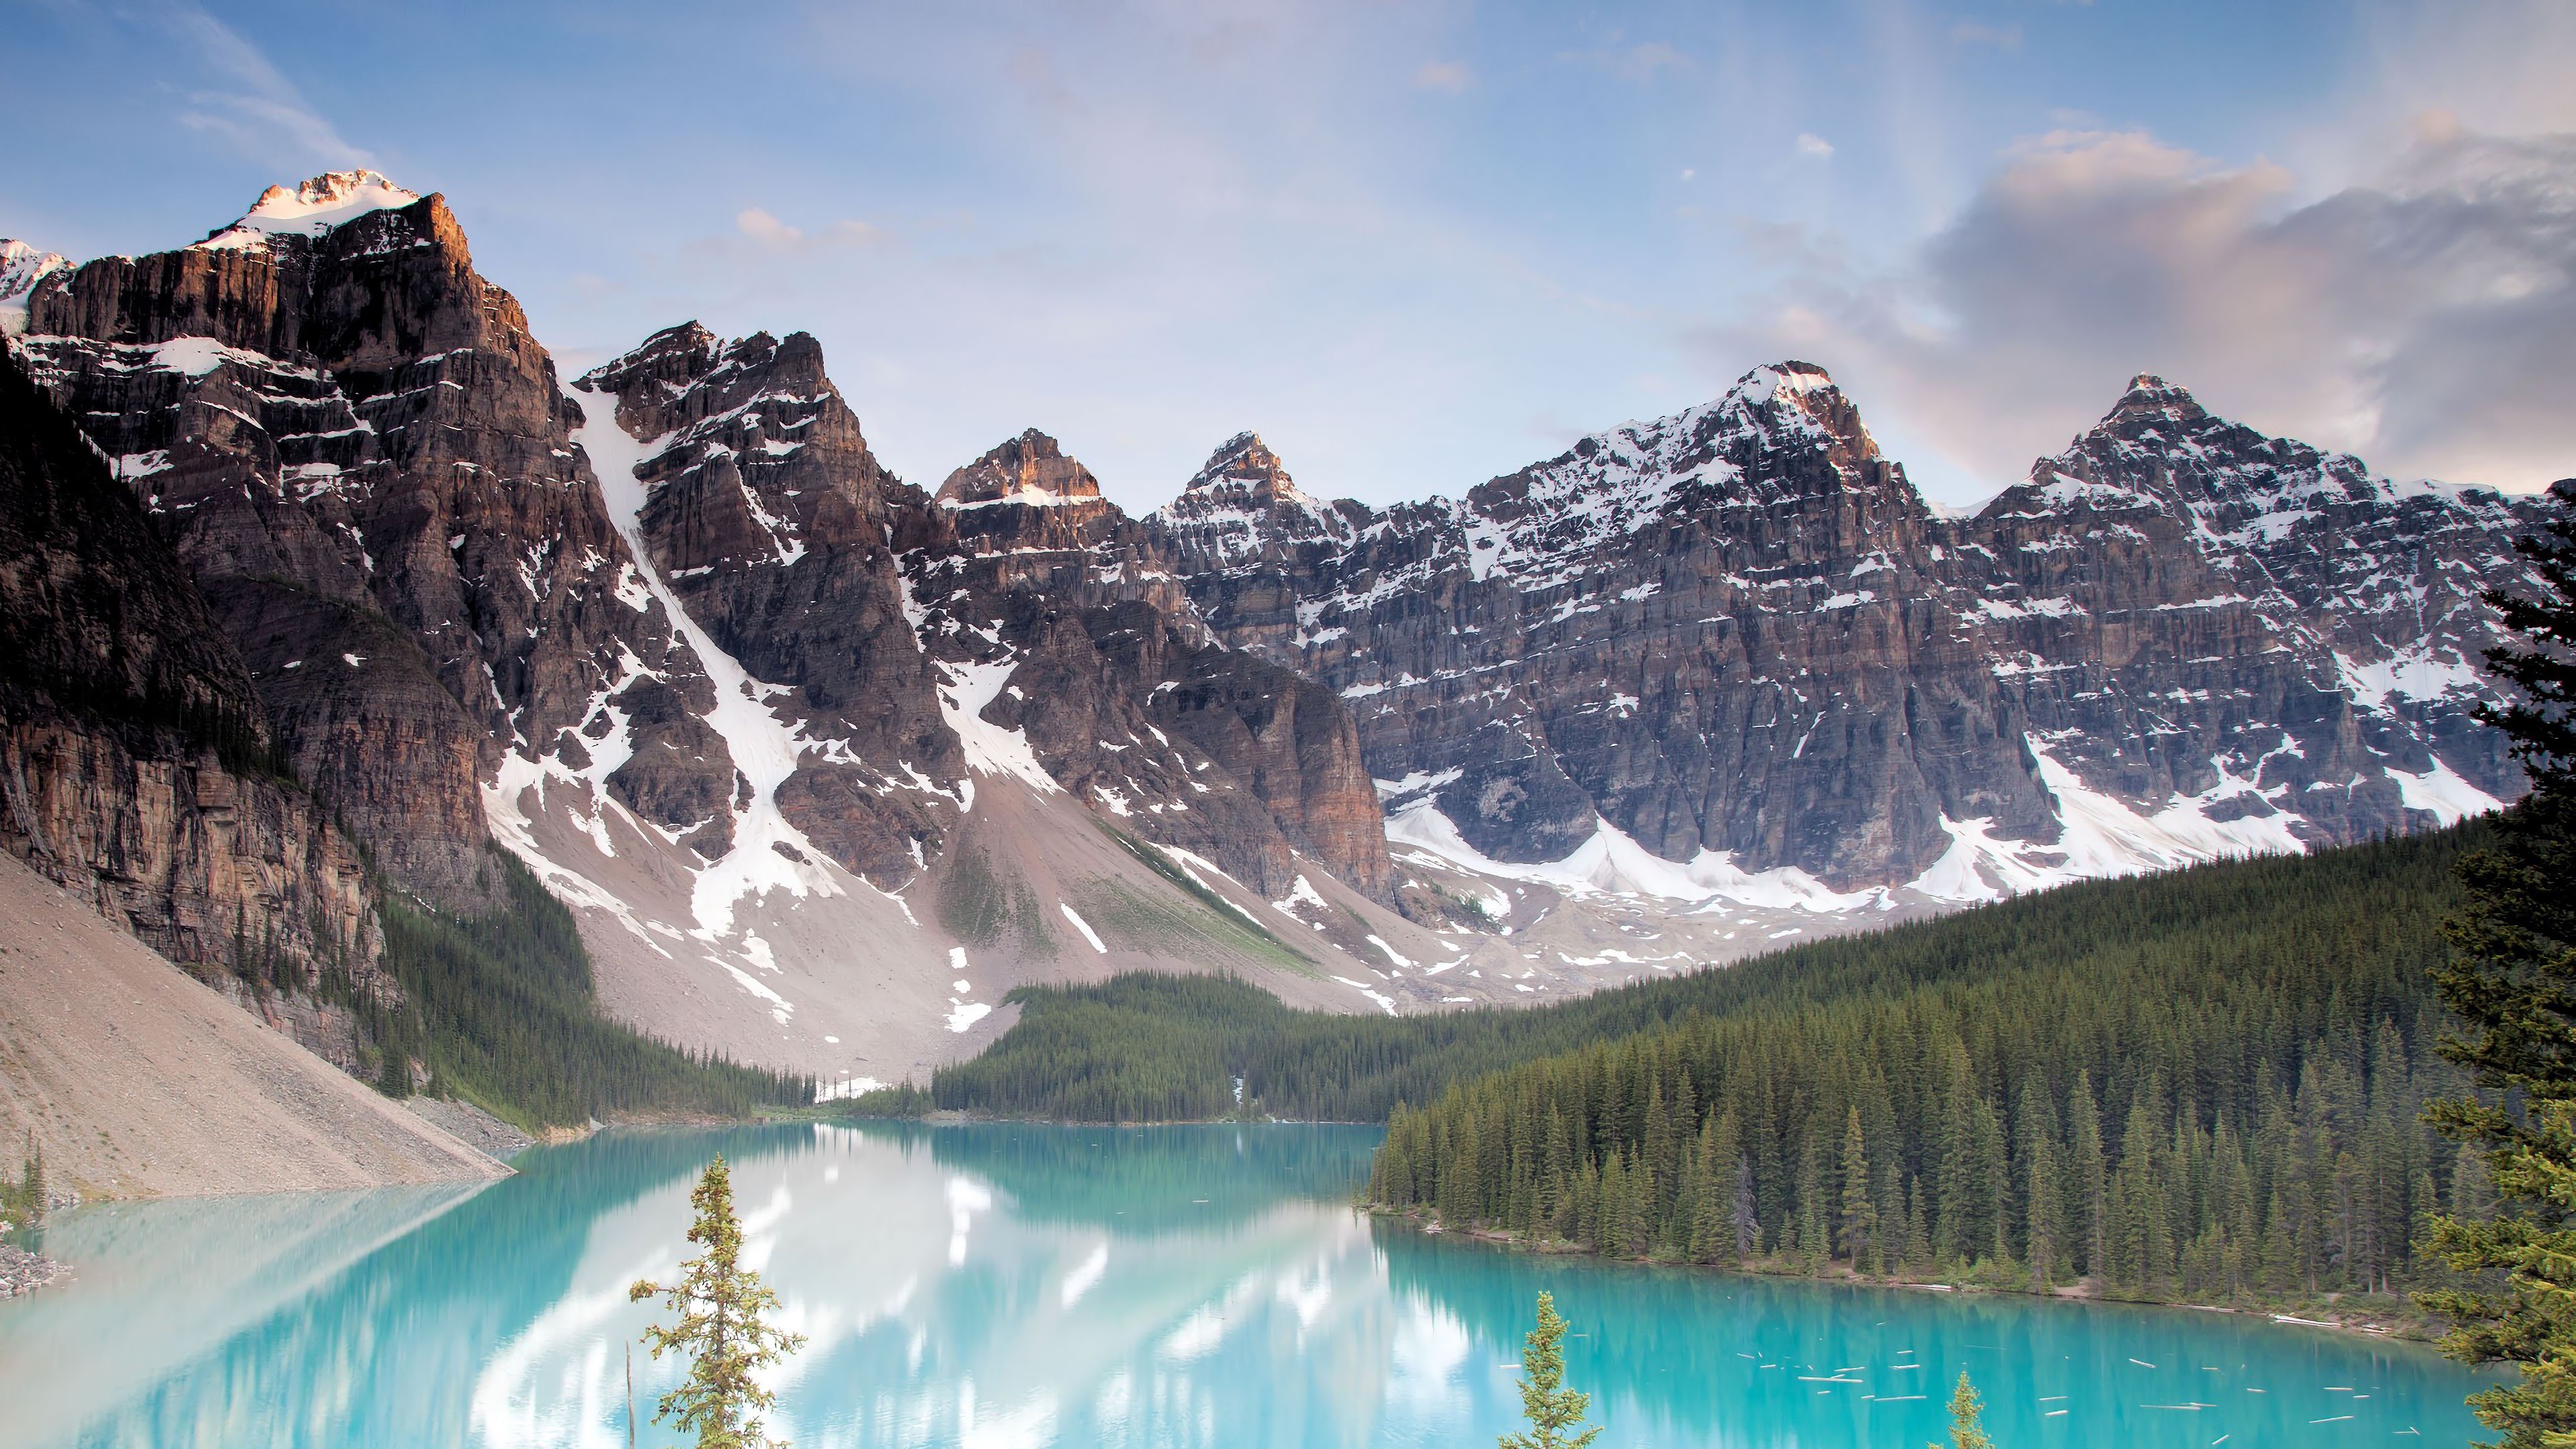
[[0, 171, 2546, 1114]]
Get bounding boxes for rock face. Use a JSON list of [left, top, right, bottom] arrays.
[[574, 323, 959, 881], [13, 174, 729, 905], [578, 325, 1393, 900], [1, 170, 2550, 1066], [916, 428, 1391, 898], [0, 351, 377, 987], [937, 428, 1106, 508], [0, 240, 68, 335], [1155, 363, 2543, 895]]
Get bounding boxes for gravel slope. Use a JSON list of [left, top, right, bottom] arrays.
[[0, 852, 505, 1197]]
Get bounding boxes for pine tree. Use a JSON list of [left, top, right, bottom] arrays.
[[2069, 1073, 2107, 1281], [2025, 1117, 2063, 1289], [1794, 1131, 1827, 1268], [23, 1138, 40, 1222], [1839, 1106, 1878, 1271], [2421, 479, 2576, 1448], [1935, 1049, 1975, 1264], [630, 1157, 807, 1449], [1500, 1291, 1601, 1449], [1972, 1094, 2011, 1265], [1732, 1152, 1761, 1258], [1938, 1370, 1994, 1449]]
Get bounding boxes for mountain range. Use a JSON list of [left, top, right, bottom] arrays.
[[0, 172, 2545, 1093]]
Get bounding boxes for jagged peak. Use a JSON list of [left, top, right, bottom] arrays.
[[637, 319, 722, 362], [2106, 372, 2210, 426], [1185, 431, 1298, 494], [0, 241, 70, 337], [194, 170, 424, 252], [576, 321, 719, 394], [578, 324, 838, 400], [0, 239, 68, 292], [1729, 360, 1838, 406], [1566, 359, 1878, 474], [938, 428, 1104, 508]]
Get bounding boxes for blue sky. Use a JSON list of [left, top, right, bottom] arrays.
[[5, 1, 2571, 509]]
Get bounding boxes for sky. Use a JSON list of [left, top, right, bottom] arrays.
[[4, 0, 2573, 512]]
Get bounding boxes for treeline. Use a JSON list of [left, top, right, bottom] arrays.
[[936, 826, 2480, 1132], [1373, 975, 2478, 1303], [354, 852, 812, 1130], [1366, 829, 2487, 1304]]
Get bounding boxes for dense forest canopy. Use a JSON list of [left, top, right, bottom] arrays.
[[356, 851, 812, 1129], [938, 825, 2475, 1128], [928, 825, 2487, 1306]]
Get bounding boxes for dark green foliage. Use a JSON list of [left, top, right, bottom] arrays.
[[835, 1083, 932, 1118], [945, 826, 2482, 1133], [943, 823, 2493, 1314], [629, 1156, 806, 1448], [2420, 478, 2576, 1446], [357, 851, 811, 1130], [934, 973, 1273, 1121], [2469, 478, 2576, 794], [1500, 1291, 1599, 1449], [1943, 1371, 1993, 1449], [1368, 826, 2481, 1307]]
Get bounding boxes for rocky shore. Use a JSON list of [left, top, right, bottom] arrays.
[[0, 1241, 60, 1299]]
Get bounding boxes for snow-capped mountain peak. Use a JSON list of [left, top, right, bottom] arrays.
[[2106, 372, 2209, 425], [0, 239, 70, 335], [195, 170, 423, 252], [1185, 432, 1303, 496]]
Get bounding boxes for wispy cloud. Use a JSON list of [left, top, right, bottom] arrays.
[[735, 209, 879, 250], [160, 1, 369, 168], [1560, 40, 1693, 87]]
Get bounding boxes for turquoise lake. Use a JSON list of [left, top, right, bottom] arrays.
[[0, 1121, 2497, 1447]]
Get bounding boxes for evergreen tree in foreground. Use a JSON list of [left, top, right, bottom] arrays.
[[630, 1157, 807, 1449], [1939, 1370, 1994, 1449], [1500, 1291, 1600, 1449], [2422, 478, 2576, 1448]]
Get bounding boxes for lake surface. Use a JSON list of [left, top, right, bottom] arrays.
[[0, 1121, 2496, 1447]]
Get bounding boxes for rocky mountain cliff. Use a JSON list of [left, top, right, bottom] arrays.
[[14, 172, 723, 907], [0, 172, 2552, 1085], [1156, 363, 2540, 901], [5, 176, 1448, 1087], [0, 350, 380, 1030]]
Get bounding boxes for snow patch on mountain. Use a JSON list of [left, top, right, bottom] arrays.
[[196, 171, 421, 251], [932, 657, 1061, 801], [0, 240, 68, 336], [2335, 645, 2485, 712], [492, 384, 853, 942], [1909, 739, 2314, 904], [2387, 757, 2506, 826], [1385, 794, 1885, 912]]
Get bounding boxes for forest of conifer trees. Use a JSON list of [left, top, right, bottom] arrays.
[[356, 851, 814, 1129], [1364, 828, 2488, 1311], [928, 822, 2496, 1313]]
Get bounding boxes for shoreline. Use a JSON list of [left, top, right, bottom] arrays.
[[1387, 1210, 2448, 1345], [0, 1241, 60, 1300]]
